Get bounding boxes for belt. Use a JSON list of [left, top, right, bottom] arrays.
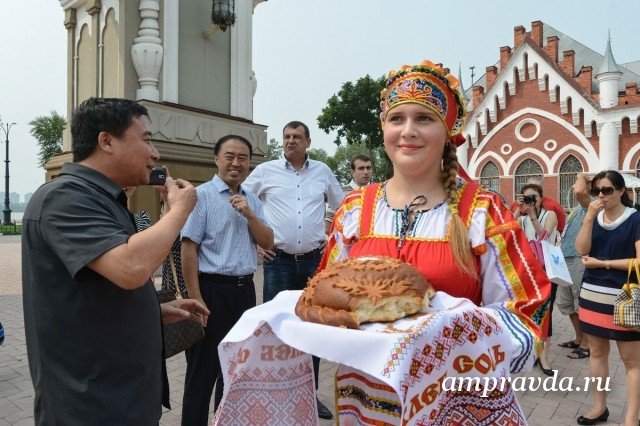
[[276, 248, 320, 261], [200, 273, 254, 286]]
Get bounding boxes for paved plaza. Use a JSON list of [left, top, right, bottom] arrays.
[[0, 234, 633, 425]]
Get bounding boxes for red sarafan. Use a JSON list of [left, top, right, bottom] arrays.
[[295, 256, 434, 329]]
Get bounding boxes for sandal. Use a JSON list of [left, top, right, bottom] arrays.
[[558, 339, 580, 349], [568, 347, 590, 359]]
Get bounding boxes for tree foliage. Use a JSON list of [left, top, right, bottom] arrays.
[[328, 143, 390, 185], [265, 138, 282, 160], [317, 74, 386, 150], [307, 147, 330, 164], [29, 110, 66, 167]]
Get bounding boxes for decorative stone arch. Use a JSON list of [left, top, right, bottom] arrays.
[[474, 150, 508, 176], [565, 96, 572, 115], [101, 7, 119, 98], [507, 149, 550, 175], [491, 95, 499, 122], [621, 142, 640, 170], [538, 73, 549, 92], [552, 84, 560, 103], [514, 158, 544, 197], [468, 107, 599, 176], [558, 155, 583, 210], [578, 108, 585, 127], [482, 107, 490, 135], [479, 161, 500, 193], [549, 144, 594, 173]]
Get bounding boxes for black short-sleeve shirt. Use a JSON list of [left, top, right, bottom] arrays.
[[22, 162, 165, 425]]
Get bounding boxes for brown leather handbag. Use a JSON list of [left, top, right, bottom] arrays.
[[157, 257, 205, 358]]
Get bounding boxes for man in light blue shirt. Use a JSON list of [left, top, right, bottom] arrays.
[[180, 135, 273, 425], [557, 172, 591, 359]]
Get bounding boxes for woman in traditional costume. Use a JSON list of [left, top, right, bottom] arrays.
[[320, 60, 552, 425]]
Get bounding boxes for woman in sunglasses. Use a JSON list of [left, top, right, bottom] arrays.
[[514, 184, 559, 376], [318, 59, 552, 424], [575, 169, 640, 426]]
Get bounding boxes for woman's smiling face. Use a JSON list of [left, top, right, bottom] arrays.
[[382, 103, 448, 178]]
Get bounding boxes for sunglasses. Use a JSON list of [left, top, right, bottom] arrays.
[[589, 186, 615, 197]]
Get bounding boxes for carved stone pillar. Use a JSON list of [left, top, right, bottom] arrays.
[[131, 0, 163, 101], [63, 8, 76, 152], [87, 0, 101, 98]]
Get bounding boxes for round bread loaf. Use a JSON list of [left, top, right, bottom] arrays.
[[295, 256, 434, 329]]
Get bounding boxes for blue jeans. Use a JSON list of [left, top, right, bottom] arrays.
[[263, 248, 322, 387], [263, 249, 322, 303]]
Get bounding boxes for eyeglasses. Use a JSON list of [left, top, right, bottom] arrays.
[[589, 186, 615, 197]]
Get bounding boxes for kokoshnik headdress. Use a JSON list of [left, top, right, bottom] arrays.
[[380, 60, 467, 146]]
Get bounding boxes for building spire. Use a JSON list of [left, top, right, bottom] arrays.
[[596, 29, 622, 78], [458, 63, 469, 101]]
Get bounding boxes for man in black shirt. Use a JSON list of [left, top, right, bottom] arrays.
[[22, 97, 208, 425]]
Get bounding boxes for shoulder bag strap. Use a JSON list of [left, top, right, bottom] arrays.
[[168, 255, 181, 300]]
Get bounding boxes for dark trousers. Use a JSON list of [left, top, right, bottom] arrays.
[[263, 249, 321, 387], [181, 274, 256, 426]]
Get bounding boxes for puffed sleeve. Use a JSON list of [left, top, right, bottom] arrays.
[[318, 189, 364, 271], [468, 190, 552, 372]]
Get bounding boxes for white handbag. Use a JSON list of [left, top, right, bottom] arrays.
[[541, 240, 572, 287]]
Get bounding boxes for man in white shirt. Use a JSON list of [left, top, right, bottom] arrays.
[[326, 154, 374, 233], [343, 154, 373, 192], [243, 121, 344, 420]]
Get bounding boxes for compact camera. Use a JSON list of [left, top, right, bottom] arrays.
[[147, 167, 166, 185], [523, 194, 537, 204]]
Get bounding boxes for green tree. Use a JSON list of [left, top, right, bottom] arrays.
[[265, 137, 282, 160], [330, 143, 388, 185], [317, 74, 385, 151], [307, 147, 330, 164], [29, 110, 66, 167]]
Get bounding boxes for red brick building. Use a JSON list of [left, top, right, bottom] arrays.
[[459, 20, 640, 209]]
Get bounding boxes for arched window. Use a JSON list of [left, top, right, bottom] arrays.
[[480, 161, 500, 194], [514, 159, 543, 198], [559, 155, 583, 210], [636, 157, 640, 178]]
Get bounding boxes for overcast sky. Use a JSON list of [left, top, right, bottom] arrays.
[[0, 0, 638, 196]]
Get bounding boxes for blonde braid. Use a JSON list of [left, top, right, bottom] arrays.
[[442, 142, 477, 278]]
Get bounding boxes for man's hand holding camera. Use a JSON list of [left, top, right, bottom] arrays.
[[165, 175, 197, 217]]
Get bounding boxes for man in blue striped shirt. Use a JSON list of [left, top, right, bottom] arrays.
[[180, 135, 273, 426]]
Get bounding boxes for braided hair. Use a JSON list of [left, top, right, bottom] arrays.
[[441, 141, 477, 278]]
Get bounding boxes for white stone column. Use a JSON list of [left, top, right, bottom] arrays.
[[599, 122, 619, 170], [131, 0, 163, 102], [162, 0, 179, 103], [230, 0, 253, 120], [597, 76, 620, 109]]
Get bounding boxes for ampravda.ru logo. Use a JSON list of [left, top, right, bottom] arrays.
[[441, 372, 611, 397]]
